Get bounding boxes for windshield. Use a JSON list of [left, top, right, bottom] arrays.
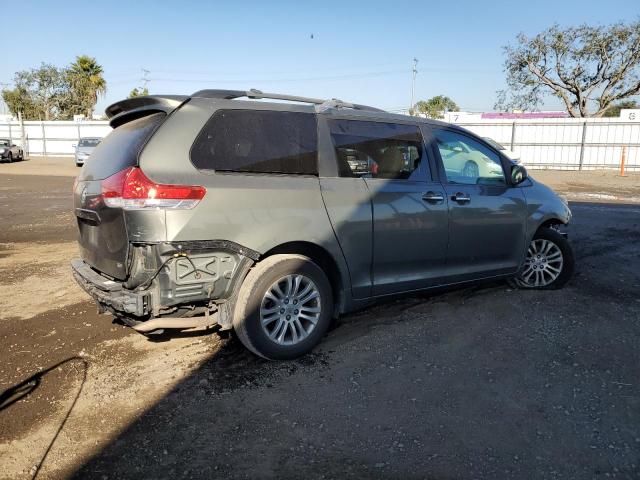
[[0, 139, 10, 147], [79, 138, 101, 147], [482, 137, 506, 151]]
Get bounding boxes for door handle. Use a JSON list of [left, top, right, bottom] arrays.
[[422, 191, 444, 203], [451, 192, 471, 203]]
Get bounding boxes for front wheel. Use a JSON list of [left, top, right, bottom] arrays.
[[233, 254, 333, 360], [511, 227, 574, 289], [7, 152, 12, 163]]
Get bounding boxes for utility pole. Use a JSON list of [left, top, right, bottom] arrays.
[[141, 68, 150, 91], [410, 58, 418, 115]]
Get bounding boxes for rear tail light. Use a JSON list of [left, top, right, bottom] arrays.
[[101, 167, 206, 210]]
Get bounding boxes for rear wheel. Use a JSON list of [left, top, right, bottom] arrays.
[[511, 227, 574, 289], [233, 254, 333, 360]]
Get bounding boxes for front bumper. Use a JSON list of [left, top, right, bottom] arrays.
[[71, 258, 149, 317]]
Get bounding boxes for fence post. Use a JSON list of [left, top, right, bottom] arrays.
[[18, 112, 27, 158], [41, 121, 47, 157], [510, 121, 516, 150], [8, 122, 12, 145], [578, 121, 588, 170]]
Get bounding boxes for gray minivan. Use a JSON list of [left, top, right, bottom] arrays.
[[71, 89, 574, 359]]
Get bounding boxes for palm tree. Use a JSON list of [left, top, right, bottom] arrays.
[[68, 55, 107, 118]]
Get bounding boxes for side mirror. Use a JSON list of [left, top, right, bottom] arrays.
[[511, 164, 528, 185], [11, 144, 15, 147]]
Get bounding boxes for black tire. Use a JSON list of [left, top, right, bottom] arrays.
[[7, 152, 12, 163], [510, 227, 574, 290], [18, 150, 23, 161], [233, 254, 333, 360]]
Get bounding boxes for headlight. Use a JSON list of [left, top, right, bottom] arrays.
[[0, 148, 6, 154]]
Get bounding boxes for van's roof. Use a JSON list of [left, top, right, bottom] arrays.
[[105, 89, 453, 129]]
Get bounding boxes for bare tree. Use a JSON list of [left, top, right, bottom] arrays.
[[496, 21, 640, 117]]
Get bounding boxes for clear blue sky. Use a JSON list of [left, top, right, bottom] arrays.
[[4, 0, 639, 114]]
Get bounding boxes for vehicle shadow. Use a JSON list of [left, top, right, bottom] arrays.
[[61, 201, 640, 479]]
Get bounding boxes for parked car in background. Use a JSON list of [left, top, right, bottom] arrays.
[[73, 137, 102, 166], [0, 139, 24, 162], [482, 137, 520, 163], [71, 89, 574, 360]]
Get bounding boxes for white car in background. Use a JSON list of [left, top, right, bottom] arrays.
[[482, 137, 521, 163], [73, 137, 102, 167]]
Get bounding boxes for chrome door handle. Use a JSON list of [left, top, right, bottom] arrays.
[[422, 191, 444, 203], [452, 192, 471, 203]]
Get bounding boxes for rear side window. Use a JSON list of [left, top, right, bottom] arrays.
[[328, 119, 425, 180], [191, 110, 318, 175], [79, 112, 165, 181]]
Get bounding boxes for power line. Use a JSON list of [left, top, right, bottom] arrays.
[[147, 69, 406, 85]]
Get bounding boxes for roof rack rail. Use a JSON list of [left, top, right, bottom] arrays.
[[190, 89, 384, 113]]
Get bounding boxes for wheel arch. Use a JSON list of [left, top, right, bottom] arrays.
[[261, 241, 346, 318], [538, 217, 567, 232], [522, 214, 570, 266]]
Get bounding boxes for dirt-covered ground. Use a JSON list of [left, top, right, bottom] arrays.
[[0, 157, 639, 479]]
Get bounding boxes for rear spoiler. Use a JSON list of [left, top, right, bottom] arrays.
[[105, 95, 189, 128]]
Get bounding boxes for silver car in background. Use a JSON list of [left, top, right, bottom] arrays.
[[74, 137, 102, 166]]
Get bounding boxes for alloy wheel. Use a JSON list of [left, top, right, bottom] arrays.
[[259, 274, 322, 346], [518, 238, 564, 287]]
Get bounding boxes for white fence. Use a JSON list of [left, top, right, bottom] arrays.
[[0, 120, 112, 156], [450, 117, 640, 171], [1, 117, 639, 170]]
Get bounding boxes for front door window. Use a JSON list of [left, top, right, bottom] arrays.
[[434, 130, 506, 185]]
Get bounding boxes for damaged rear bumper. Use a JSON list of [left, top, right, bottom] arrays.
[[70, 241, 256, 332], [71, 258, 149, 316]]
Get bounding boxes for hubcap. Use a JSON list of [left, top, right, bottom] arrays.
[[518, 238, 564, 287], [259, 274, 321, 346]]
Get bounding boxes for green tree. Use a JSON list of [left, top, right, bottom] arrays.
[[602, 100, 638, 117], [2, 63, 71, 120], [496, 21, 640, 117], [129, 87, 149, 97], [413, 95, 459, 119], [1, 86, 39, 119], [67, 55, 107, 118]]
